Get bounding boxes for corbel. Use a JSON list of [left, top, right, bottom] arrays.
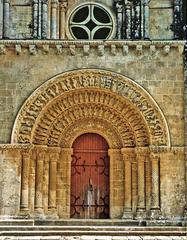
[[29, 45, 37, 55], [83, 44, 90, 56], [150, 45, 156, 54], [98, 45, 104, 56], [42, 44, 49, 54], [0, 45, 6, 55], [15, 44, 22, 55], [122, 45, 129, 55], [136, 45, 143, 56], [111, 44, 116, 56], [163, 45, 170, 55], [56, 44, 63, 54], [69, 44, 76, 56]]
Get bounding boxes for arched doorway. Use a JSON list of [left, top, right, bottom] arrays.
[[70, 133, 110, 219]]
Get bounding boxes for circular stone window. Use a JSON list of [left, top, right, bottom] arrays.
[[68, 3, 115, 40]]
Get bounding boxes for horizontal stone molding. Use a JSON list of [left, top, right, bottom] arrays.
[[0, 40, 185, 56]]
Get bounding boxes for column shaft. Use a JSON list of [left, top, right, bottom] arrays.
[[59, 2, 67, 39], [58, 148, 73, 218], [3, 0, 10, 38], [144, 0, 150, 39], [51, 0, 58, 39], [42, 0, 48, 38], [20, 150, 31, 212], [33, 0, 39, 38], [136, 147, 149, 219], [35, 147, 46, 215], [121, 148, 134, 219], [150, 151, 161, 219]]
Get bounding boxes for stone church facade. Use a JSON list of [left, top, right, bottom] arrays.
[[0, 0, 186, 234]]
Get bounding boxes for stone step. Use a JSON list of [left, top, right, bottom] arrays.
[[0, 236, 187, 240], [0, 219, 34, 226], [0, 226, 186, 232], [0, 229, 186, 237]]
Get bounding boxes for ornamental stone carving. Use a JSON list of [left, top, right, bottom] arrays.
[[11, 69, 170, 148]]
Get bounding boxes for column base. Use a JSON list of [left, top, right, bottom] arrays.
[[135, 208, 147, 219], [19, 209, 30, 218], [150, 208, 161, 220], [122, 209, 133, 219], [34, 208, 45, 219], [47, 208, 59, 219]]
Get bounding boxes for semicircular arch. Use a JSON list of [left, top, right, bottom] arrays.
[[11, 69, 170, 148]]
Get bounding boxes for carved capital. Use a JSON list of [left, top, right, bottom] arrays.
[[108, 149, 121, 157], [22, 148, 32, 159], [36, 145, 48, 161], [121, 148, 135, 158], [49, 147, 61, 162], [51, 0, 58, 8]]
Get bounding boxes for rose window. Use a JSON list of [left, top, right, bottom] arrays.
[[69, 3, 114, 40]]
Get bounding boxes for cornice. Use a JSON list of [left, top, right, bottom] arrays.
[[0, 40, 185, 56]]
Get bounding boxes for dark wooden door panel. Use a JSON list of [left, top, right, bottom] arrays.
[[70, 133, 110, 219]]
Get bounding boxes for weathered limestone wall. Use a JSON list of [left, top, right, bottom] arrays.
[[0, 40, 185, 221], [0, 41, 184, 146], [0, 147, 21, 216]]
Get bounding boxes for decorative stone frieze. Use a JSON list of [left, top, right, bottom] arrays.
[[0, 40, 185, 56]]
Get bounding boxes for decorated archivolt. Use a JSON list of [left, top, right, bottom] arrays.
[[12, 69, 170, 148]]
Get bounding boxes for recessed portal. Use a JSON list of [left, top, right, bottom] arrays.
[[70, 133, 110, 219]]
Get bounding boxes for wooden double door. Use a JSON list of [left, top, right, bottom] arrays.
[[70, 133, 110, 219]]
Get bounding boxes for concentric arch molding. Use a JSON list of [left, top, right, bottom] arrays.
[[11, 69, 171, 147]]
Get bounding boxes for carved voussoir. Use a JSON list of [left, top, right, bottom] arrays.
[[11, 69, 170, 148], [0, 45, 6, 55]]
